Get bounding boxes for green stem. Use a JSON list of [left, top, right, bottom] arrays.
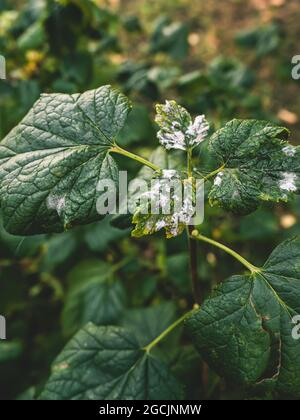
[[187, 149, 193, 177], [188, 226, 201, 303], [110, 145, 161, 172], [202, 165, 225, 182], [143, 308, 197, 353], [111, 256, 132, 274], [186, 149, 202, 303], [191, 230, 260, 274]]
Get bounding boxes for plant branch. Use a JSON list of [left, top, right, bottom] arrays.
[[202, 164, 225, 182], [187, 149, 193, 177], [186, 148, 202, 303], [191, 230, 260, 274], [143, 308, 198, 353], [111, 256, 133, 274], [188, 226, 202, 303], [110, 145, 161, 172]]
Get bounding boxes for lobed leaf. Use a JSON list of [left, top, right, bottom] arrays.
[[186, 236, 300, 397], [208, 119, 300, 214], [40, 323, 184, 400], [0, 85, 131, 235]]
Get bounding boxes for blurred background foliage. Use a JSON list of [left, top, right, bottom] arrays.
[[0, 0, 300, 400]]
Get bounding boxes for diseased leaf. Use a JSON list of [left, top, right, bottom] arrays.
[[0, 85, 131, 235], [112, 146, 179, 233], [155, 100, 209, 151], [186, 236, 300, 397], [62, 260, 127, 336], [132, 170, 196, 239], [208, 119, 300, 214], [40, 323, 184, 400]]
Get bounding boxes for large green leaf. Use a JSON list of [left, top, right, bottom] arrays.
[[0, 85, 131, 235], [40, 323, 184, 400], [62, 260, 127, 336], [208, 119, 300, 214], [186, 236, 300, 397]]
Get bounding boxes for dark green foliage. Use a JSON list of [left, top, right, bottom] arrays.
[[40, 323, 184, 400], [186, 236, 300, 397], [0, 0, 299, 403]]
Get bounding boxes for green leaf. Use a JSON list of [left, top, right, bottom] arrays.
[[186, 236, 300, 397], [167, 253, 190, 293], [17, 387, 36, 401], [116, 105, 155, 146], [122, 302, 177, 346], [208, 56, 255, 90], [17, 21, 46, 50], [208, 119, 300, 214], [41, 231, 77, 271], [239, 208, 279, 241], [83, 217, 129, 253], [40, 323, 184, 400], [62, 260, 127, 336], [0, 340, 23, 363], [150, 17, 189, 60], [235, 23, 280, 58], [0, 216, 46, 257], [0, 85, 131, 235]]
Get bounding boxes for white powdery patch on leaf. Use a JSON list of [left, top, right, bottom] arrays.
[[214, 171, 224, 187], [157, 130, 186, 151], [186, 115, 210, 147], [174, 195, 195, 231], [155, 220, 167, 230], [132, 172, 197, 238], [161, 169, 179, 179], [279, 172, 298, 192], [138, 170, 181, 212], [155, 100, 209, 151], [46, 194, 66, 217], [282, 145, 296, 157]]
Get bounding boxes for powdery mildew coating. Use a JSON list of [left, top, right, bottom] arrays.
[[156, 100, 209, 151], [279, 172, 298, 192]]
